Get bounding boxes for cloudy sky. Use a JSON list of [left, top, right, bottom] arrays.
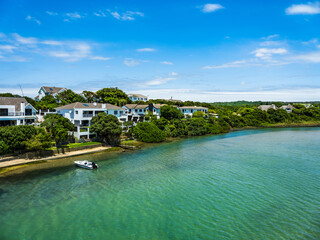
[[0, 0, 320, 101]]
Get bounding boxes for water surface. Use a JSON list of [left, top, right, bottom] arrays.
[[1, 128, 320, 240]]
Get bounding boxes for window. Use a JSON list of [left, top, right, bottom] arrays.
[[0, 109, 8, 116], [25, 109, 32, 116], [75, 111, 78, 114], [20, 120, 23, 124], [114, 110, 118, 115], [120, 111, 123, 115], [139, 109, 142, 112]]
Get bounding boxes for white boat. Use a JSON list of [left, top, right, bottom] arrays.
[[74, 160, 98, 170]]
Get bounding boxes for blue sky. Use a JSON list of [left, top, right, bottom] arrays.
[[1, 0, 320, 101]]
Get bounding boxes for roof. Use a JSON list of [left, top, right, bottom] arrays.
[[0, 97, 28, 111], [42, 86, 65, 94], [153, 104, 167, 109], [128, 93, 148, 98], [258, 105, 277, 111], [55, 102, 124, 110], [179, 106, 208, 110], [124, 104, 148, 109]]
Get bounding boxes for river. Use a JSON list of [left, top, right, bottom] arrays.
[[1, 128, 320, 240]]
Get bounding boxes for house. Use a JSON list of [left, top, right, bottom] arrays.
[[178, 106, 208, 116], [280, 104, 294, 113], [258, 104, 277, 111], [55, 102, 126, 139], [122, 104, 148, 123], [0, 97, 37, 126], [146, 103, 167, 118], [128, 94, 148, 102], [37, 86, 67, 100]]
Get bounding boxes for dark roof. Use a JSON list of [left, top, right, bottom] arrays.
[[0, 97, 28, 111], [124, 104, 148, 109], [55, 102, 123, 110], [42, 86, 65, 94]]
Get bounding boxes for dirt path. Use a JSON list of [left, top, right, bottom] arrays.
[[0, 146, 112, 168]]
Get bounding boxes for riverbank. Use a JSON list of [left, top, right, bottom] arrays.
[[1, 123, 320, 177], [0, 146, 123, 176]]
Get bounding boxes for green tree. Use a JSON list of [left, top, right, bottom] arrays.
[[160, 105, 184, 120], [96, 88, 130, 106], [24, 131, 52, 152], [82, 91, 96, 103], [56, 89, 86, 105], [91, 113, 122, 146], [192, 111, 205, 118], [134, 122, 165, 143], [187, 118, 207, 136], [41, 114, 74, 147], [0, 141, 9, 155]]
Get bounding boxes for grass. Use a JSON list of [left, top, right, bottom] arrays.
[[47, 142, 101, 150], [120, 140, 144, 147]]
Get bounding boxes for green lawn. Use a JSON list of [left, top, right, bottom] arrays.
[[47, 142, 101, 150]]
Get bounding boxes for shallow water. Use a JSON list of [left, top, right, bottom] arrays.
[[1, 128, 320, 240]]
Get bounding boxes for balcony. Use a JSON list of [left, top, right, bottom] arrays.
[[83, 114, 93, 118], [1, 112, 24, 116]]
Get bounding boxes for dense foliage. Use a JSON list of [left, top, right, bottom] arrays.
[[95, 88, 131, 106], [0, 126, 51, 154], [41, 114, 74, 147], [91, 113, 122, 146], [134, 122, 166, 143], [160, 105, 184, 120]]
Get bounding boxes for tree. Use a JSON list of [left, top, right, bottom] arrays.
[[56, 89, 86, 105], [160, 105, 184, 120], [24, 132, 52, 152], [95, 88, 130, 106], [0, 141, 9, 155], [134, 122, 165, 143], [41, 114, 74, 147], [82, 91, 96, 103], [91, 113, 122, 146], [192, 111, 205, 118], [187, 118, 207, 136]]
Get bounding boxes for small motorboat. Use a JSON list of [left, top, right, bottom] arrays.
[[74, 160, 98, 170]]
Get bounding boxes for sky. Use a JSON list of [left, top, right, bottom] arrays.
[[0, 0, 320, 102]]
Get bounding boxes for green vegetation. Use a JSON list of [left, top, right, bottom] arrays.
[[41, 114, 74, 147], [48, 142, 101, 150], [91, 113, 122, 146], [95, 88, 131, 106], [0, 126, 52, 155], [134, 122, 166, 143]]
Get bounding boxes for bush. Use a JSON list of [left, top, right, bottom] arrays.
[[134, 122, 165, 143]]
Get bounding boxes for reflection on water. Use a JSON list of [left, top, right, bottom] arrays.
[[1, 128, 320, 240]]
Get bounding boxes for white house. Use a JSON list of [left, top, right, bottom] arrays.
[[0, 97, 37, 126], [146, 103, 167, 118], [55, 102, 126, 139], [280, 104, 294, 113], [122, 104, 148, 123], [128, 94, 148, 102], [258, 104, 277, 111], [36, 86, 67, 101], [178, 106, 208, 116]]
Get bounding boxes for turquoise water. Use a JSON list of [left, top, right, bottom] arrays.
[[1, 128, 320, 240]]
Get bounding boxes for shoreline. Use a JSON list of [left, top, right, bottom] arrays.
[[1, 123, 320, 177]]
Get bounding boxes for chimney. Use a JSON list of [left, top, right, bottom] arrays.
[[20, 102, 25, 112], [102, 104, 106, 109], [93, 102, 97, 106]]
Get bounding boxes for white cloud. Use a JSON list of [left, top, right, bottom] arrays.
[[286, 2, 320, 15], [26, 15, 41, 25], [201, 3, 224, 13], [123, 58, 140, 66], [291, 51, 320, 62], [203, 60, 251, 69], [262, 34, 279, 40], [160, 61, 173, 65], [170, 72, 178, 76], [41, 40, 63, 46], [0, 56, 29, 62], [108, 10, 144, 21], [0, 45, 16, 52], [65, 12, 83, 20], [12, 33, 38, 45], [46, 11, 58, 16], [252, 48, 288, 59], [89, 56, 111, 61], [146, 77, 175, 86], [136, 48, 156, 52], [48, 42, 91, 62]]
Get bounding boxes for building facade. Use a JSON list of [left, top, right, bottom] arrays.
[[37, 86, 66, 100], [0, 97, 37, 126], [128, 94, 148, 102], [178, 106, 208, 116], [55, 102, 126, 139]]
